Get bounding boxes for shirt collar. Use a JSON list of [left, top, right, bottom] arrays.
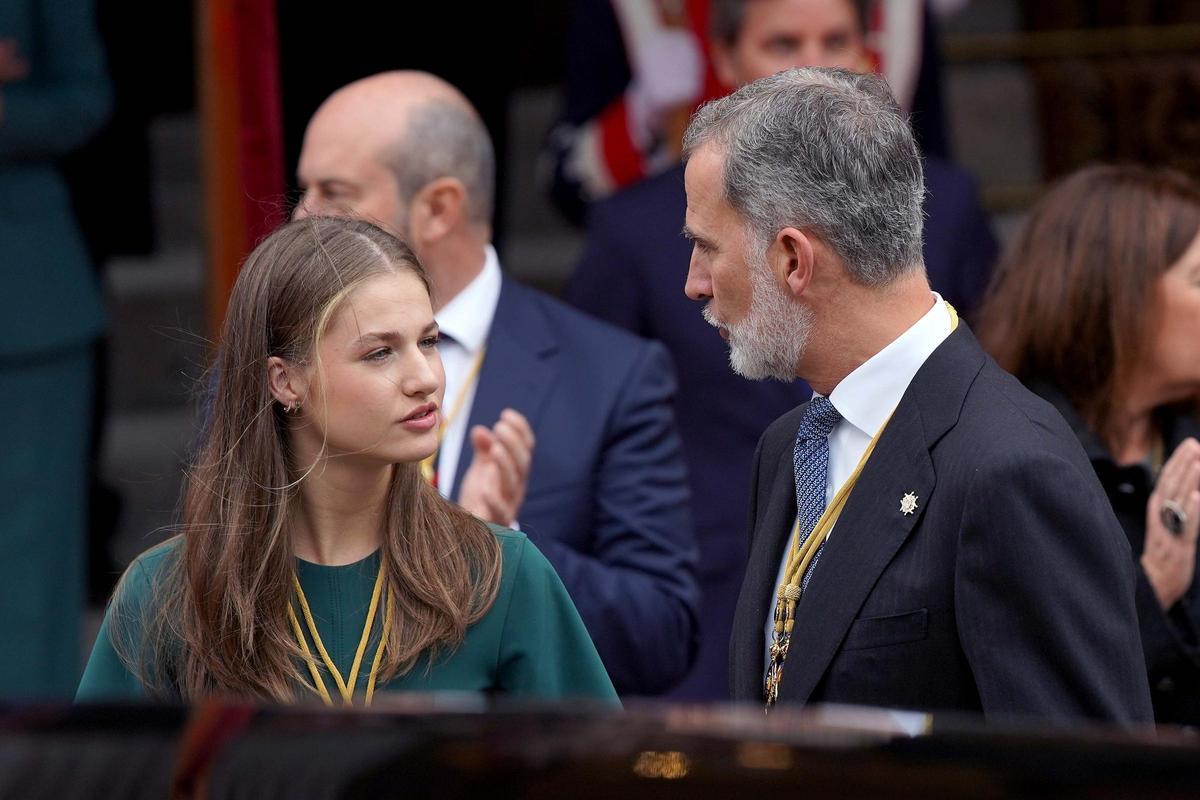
[[434, 244, 502, 354], [828, 293, 953, 439]]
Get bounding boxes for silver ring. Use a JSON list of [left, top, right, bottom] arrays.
[[1161, 499, 1188, 537]]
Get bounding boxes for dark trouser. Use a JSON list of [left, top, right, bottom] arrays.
[[0, 344, 93, 699]]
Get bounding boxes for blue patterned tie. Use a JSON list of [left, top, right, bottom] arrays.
[[764, 395, 844, 707], [792, 395, 842, 590]]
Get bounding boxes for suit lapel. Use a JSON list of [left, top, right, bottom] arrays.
[[450, 278, 556, 499]]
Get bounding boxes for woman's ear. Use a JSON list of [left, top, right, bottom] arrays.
[[407, 177, 467, 247], [267, 356, 306, 411], [770, 227, 815, 299]]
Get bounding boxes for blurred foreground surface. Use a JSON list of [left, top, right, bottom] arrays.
[[2, 699, 1198, 799]]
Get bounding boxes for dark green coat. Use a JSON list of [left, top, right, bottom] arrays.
[[0, 0, 109, 358]]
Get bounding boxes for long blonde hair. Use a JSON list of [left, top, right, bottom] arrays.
[[116, 217, 501, 701]]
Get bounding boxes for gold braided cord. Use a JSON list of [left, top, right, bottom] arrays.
[[291, 572, 351, 700], [365, 591, 395, 705], [290, 557, 388, 706], [288, 603, 334, 706], [345, 562, 386, 700]]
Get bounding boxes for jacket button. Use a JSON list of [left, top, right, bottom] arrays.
[[1156, 677, 1176, 693]]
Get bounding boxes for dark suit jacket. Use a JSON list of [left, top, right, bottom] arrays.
[[731, 325, 1153, 723], [564, 158, 996, 699], [451, 277, 700, 696]]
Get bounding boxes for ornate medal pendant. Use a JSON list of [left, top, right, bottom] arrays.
[[764, 630, 791, 709], [764, 589, 799, 711]]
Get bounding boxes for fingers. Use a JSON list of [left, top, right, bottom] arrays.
[[1180, 438, 1200, 488], [500, 409, 535, 451], [1180, 454, 1200, 545], [1142, 486, 1199, 609], [1152, 441, 1200, 529], [457, 410, 536, 526], [459, 415, 531, 526], [469, 424, 495, 453], [469, 420, 526, 496], [1185, 486, 1200, 544], [484, 428, 523, 501], [1155, 439, 1192, 503], [493, 413, 534, 478]]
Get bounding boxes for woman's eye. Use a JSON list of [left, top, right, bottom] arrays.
[[365, 347, 392, 362], [420, 335, 441, 349]]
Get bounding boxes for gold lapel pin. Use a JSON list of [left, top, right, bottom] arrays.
[[900, 492, 918, 515]]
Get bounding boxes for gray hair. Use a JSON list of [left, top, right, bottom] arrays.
[[386, 100, 495, 226], [709, 0, 869, 46], [682, 67, 925, 285]]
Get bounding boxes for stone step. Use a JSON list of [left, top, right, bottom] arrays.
[[101, 407, 198, 568], [103, 249, 209, 413], [149, 113, 203, 251]]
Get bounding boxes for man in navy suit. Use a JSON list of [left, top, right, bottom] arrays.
[[566, 0, 997, 700], [683, 66, 1151, 722], [294, 72, 699, 695]]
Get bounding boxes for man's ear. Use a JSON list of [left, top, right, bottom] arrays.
[[769, 227, 815, 299], [267, 356, 307, 411], [407, 177, 467, 246]]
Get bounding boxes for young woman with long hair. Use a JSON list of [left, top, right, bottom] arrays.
[[77, 217, 618, 704], [977, 164, 1200, 725]]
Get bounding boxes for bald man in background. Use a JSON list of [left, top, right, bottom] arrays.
[[294, 72, 699, 695]]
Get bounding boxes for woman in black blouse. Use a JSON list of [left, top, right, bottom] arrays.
[[978, 164, 1200, 725]]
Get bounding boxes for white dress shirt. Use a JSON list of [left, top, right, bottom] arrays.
[[433, 245, 502, 496], [763, 294, 954, 675]]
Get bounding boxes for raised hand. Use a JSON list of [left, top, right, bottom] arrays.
[[1142, 438, 1200, 609], [457, 409, 535, 527]]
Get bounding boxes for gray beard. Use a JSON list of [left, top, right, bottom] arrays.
[[703, 248, 812, 382]]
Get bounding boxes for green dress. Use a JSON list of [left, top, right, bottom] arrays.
[[76, 528, 619, 705]]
